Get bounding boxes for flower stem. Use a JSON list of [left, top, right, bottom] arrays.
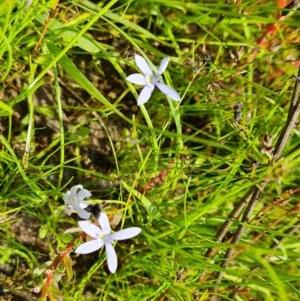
[[139, 105, 159, 167]]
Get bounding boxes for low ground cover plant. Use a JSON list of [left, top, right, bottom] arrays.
[[0, 0, 299, 300]]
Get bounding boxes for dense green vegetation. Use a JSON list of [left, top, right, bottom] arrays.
[[0, 0, 299, 300]]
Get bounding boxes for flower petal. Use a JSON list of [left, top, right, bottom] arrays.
[[155, 82, 181, 101], [78, 200, 90, 210], [77, 189, 92, 201], [137, 85, 155, 106], [135, 55, 153, 75], [105, 243, 118, 273], [65, 207, 73, 216], [126, 74, 146, 85], [110, 227, 141, 241], [69, 185, 83, 197], [75, 239, 103, 254], [78, 221, 101, 238], [157, 57, 169, 74], [63, 191, 71, 203], [99, 212, 111, 233], [77, 208, 92, 220]]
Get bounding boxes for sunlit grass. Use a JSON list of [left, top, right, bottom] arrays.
[[0, 0, 299, 300]]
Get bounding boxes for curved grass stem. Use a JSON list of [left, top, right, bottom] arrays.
[[208, 67, 300, 297]]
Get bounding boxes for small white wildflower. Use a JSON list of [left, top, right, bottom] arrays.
[[75, 212, 141, 273], [126, 54, 181, 105], [64, 185, 92, 219]]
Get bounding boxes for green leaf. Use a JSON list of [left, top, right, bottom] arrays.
[[48, 286, 64, 300], [121, 181, 161, 219], [60, 233, 73, 244], [46, 42, 127, 121], [39, 225, 48, 239], [47, 285, 63, 297], [62, 253, 74, 281], [0, 100, 13, 116], [77, 126, 90, 137]]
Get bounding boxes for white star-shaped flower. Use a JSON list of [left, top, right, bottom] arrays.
[[63, 185, 92, 219], [75, 212, 141, 273], [126, 54, 181, 105]]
